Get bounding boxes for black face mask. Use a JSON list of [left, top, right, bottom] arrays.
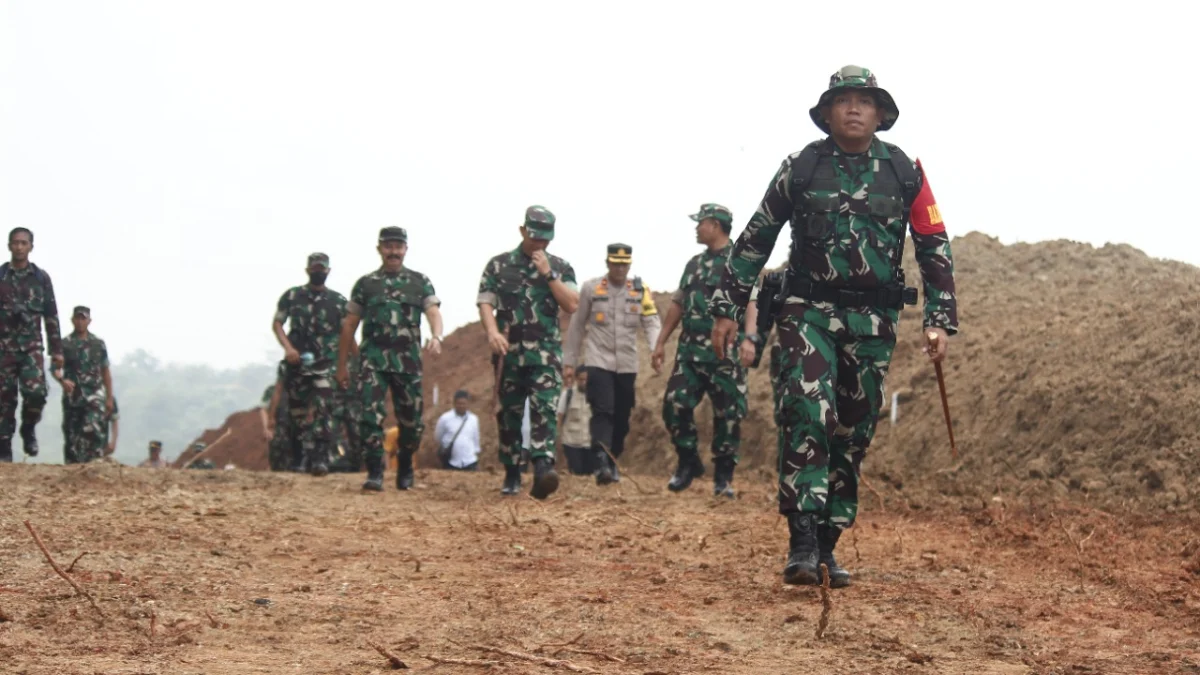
[[308, 272, 328, 286]]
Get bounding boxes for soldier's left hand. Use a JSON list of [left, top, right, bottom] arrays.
[[104, 442, 115, 456], [737, 338, 756, 367], [923, 327, 949, 363], [530, 250, 552, 276], [711, 317, 738, 360], [425, 337, 443, 357], [51, 354, 64, 369], [105, 397, 114, 414]]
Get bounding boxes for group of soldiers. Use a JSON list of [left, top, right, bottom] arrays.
[[2, 65, 957, 588], [0, 229, 120, 466]]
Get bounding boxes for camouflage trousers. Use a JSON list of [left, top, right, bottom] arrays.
[[267, 392, 291, 471], [661, 359, 748, 461], [773, 312, 895, 531], [62, 389, 106, 464], [0, 350, 48, 455], [360, 369, 423, 462], [495, 354, 561, 466], [283, 368, 335, 468], [332, 381, 363, 467]]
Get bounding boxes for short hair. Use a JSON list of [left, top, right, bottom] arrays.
[[719, 221, 732, 235], [454, 389, 470, 401], [8, 227, 32, 244]]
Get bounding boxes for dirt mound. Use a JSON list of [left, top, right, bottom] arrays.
[[185, 233, 1200, 511], [172, 410, 268, 470]]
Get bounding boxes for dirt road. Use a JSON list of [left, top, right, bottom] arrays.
[[2, 463, 1198, 674]]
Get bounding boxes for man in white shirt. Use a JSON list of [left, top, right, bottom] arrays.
[[433, 390, 481, 471]]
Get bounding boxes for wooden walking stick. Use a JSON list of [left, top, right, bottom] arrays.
[[926, 331, 958, 460]]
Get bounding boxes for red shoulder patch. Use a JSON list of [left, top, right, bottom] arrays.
[[909, 158, 945, 235]]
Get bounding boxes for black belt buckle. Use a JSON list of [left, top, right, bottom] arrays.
[[902, 286, 918, 306], [838, 289, 861, 307]]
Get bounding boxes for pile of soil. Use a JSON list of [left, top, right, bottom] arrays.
[[181, 232, 1200, 511]]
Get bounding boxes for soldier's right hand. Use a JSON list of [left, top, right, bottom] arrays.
[[284, 347, 301, 364], [62, 380, 76, 397], [651, 345, 665, 374], [263, 425, 274, 441], [487, 330, 510, 356], [335, 363, 349, 389]]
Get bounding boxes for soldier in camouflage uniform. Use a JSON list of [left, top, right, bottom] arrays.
[[0, 228, 63, 461], [477, 206, 579, 499], [273, 253, 348, 476], [57, 306, 116, 464], [711, 66, 958, 587], [650, 204, 749, 498], [260, 364, 290, 471], [337, 227, 443, 492]]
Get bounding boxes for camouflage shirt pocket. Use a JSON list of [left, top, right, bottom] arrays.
[[803, 192, 840, 241]]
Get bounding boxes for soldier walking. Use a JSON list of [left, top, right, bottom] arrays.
[[564, 243, 661, 484], [476, 206, 578, 498], [273, 253, 348, 476], [57, 306, 115, 464], [650, 205, 749, 497], [337, 227, 443, 492], [710, 65, 958, 587], [0, 227, 62, 461]]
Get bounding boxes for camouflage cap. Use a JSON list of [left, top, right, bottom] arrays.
[[689, 203, 733, 227], [72, 306, 90, 318], [523, 206, 555, 241], [307, 252, 329, 268], [148, 440, 162, 451], [810, 65, 899, 134], [378, 226, 407, 243], [607, 243, 633, 264]]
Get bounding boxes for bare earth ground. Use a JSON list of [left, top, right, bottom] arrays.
[[2, 462, 1198, 675]]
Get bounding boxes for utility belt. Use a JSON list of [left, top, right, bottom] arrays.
[[788, 278, 917, 311], [506, 324, 546, 343]]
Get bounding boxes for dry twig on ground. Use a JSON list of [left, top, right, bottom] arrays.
[[422, 654, 499, 668], [23, 520, 105, 618], [368, 640, 409, 669], [816, 563, 833, 639], [473, 644, 598, 673], [1050, 510, 1096, 592], [65, 551, 91, 573], [556, 646, 626, 663]]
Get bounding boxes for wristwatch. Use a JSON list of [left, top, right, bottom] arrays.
[[545, 269, 560, 282], [747, 334, 764, 347]]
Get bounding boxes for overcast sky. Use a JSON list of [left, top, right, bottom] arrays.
[[2, 1, 1194, 370]]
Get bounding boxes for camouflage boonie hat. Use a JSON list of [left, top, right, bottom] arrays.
[[607, 243, 632, 264], [72, 306, 90, 318], [810, 65, 899, 134], [378, 227, 407, 243], [523, 206, 556, 240], [689, 204, 733, 227], [307, 252, 329, 268]]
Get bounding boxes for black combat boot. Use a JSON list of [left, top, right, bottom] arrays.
[[0, 437, 12, 462], [19, 423, 38, 458], [395, 451, 414, 490], [609, 454, 621, 483], [530, 456, 559, 500], [594, 447, 615, 485], [667, 451, 705, 492], [817, 523, 851, 588], [783, 513, 820, 585], [713, 457, 736, 498], [361, 455, 384, 492], [500, 465, 521, 495]]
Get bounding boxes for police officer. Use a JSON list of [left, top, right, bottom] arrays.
[[710, 65, 958, 587], [564, 243, 661, 484]]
